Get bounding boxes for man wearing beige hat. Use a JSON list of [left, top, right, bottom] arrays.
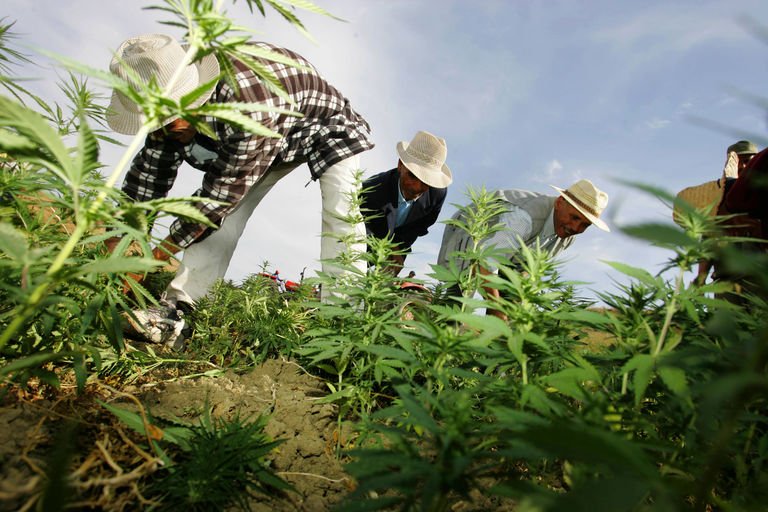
[[437, 179, 610, 320], [105, 34, 374, 345], [361, 131, 453, 276]]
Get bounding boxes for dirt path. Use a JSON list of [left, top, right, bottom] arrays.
[[0, 358, 351, 511]]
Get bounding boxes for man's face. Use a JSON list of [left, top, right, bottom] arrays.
[[553, 196, 592, 238], [398, 161, 429, 200], [738, 153, 755, 175], [156, 118, 197, 144]]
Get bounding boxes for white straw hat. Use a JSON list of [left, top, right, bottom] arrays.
[[106, 33, 220, 135], [396, 131, 453, 188], [551, 179, 610, 232]]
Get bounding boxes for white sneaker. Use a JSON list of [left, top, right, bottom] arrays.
[[122, 303, 187, 349]]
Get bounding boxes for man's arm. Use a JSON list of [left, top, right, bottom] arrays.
[[167, 128, 271, 248], [694, 258, 712, 285], [122, 133, 184, 202]]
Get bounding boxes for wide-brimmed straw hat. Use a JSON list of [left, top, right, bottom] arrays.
[[551, 179, 610, 232], [106, 33, 220, 135], [672, 180, 723, 225], [727, 140, 758, 155], [396, 131, 453, 189]]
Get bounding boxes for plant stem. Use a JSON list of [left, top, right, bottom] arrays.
[[653, 268, 683, 357], [0, 44, 197, 349]]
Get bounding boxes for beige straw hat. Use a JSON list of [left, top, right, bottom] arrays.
[[672, 180, 723, 225], [106, 34, 220, 135], [396, 131, 453, 188], [551, 179, 610, 232]]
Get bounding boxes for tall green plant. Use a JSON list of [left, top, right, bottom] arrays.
[[335, 184, 768, 511], [190, 272, 311, 366], [0, 1, 329, 382]]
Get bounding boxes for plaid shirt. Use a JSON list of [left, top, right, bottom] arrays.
[[122, 43, 374, 248]]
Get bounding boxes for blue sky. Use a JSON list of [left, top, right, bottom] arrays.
[[6, 0, 768, 299]]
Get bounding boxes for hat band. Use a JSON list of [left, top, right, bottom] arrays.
[[563, 190, 601, 218], [406, 148, 445, 168]]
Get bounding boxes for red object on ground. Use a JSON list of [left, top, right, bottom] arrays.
[[259, 272, 301, 293], [399, 281, 428, 293]]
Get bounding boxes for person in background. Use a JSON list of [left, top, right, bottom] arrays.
[[437, 179, 610, 321], [673, 140, 758, 285], [716, 144, 768, 300], [720, 143, 766, 226], [105, 34, 374, 346], [361, 131, 453, 276]]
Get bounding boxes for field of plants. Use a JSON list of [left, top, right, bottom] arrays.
[[2, 2, 768, 511]]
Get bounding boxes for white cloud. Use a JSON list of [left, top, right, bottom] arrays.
[[531, 159, 586, 186], [646, 118, 671, 130], [592, 3, 756, 59]]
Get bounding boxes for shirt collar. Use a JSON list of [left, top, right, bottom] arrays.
[[398, 181, 416, 206]]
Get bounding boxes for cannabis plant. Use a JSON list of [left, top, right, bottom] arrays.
[[0, 0, 331, 384], [190, 272, 310, 366], [102, 400, 291, 511], [335, 184, 768, 511], [150, 410, 291, 511]]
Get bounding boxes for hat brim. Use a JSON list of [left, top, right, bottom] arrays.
[[396, 141, 453, 188], [106, 52, 220, 135], [672, 180, 723, 224], [551, 185, 610, 232]]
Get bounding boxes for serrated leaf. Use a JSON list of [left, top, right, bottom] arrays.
[[449, 313, 513, 343], [0, 95, 75, 185], [544, 368, 593, 399], [199, 101, 300, 117], [156, 202, 220, 227], [75, 256, 162, 277], [0, 222, 29, 262], [278, 0, 343, 20], [602, 261, 659, 286], [360, 344, 416, 363], [99, 400, 149, 435], [520, 384, 567, 417], [0, 351, 74, 378], [621, 354, 655, 407], [204, 108, 282, 138], [553, 309, 617, 327], [314, 386, 355, 404], [398, 389, 438, 433], [73, 115, 101, 183], [234, 44, 311, 69], [179, 74, 222, 109], [658, 366, 690, 400], [621, 222, 696, 247], [0, 127, 36, 151], [515, 421, 657, 479]]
